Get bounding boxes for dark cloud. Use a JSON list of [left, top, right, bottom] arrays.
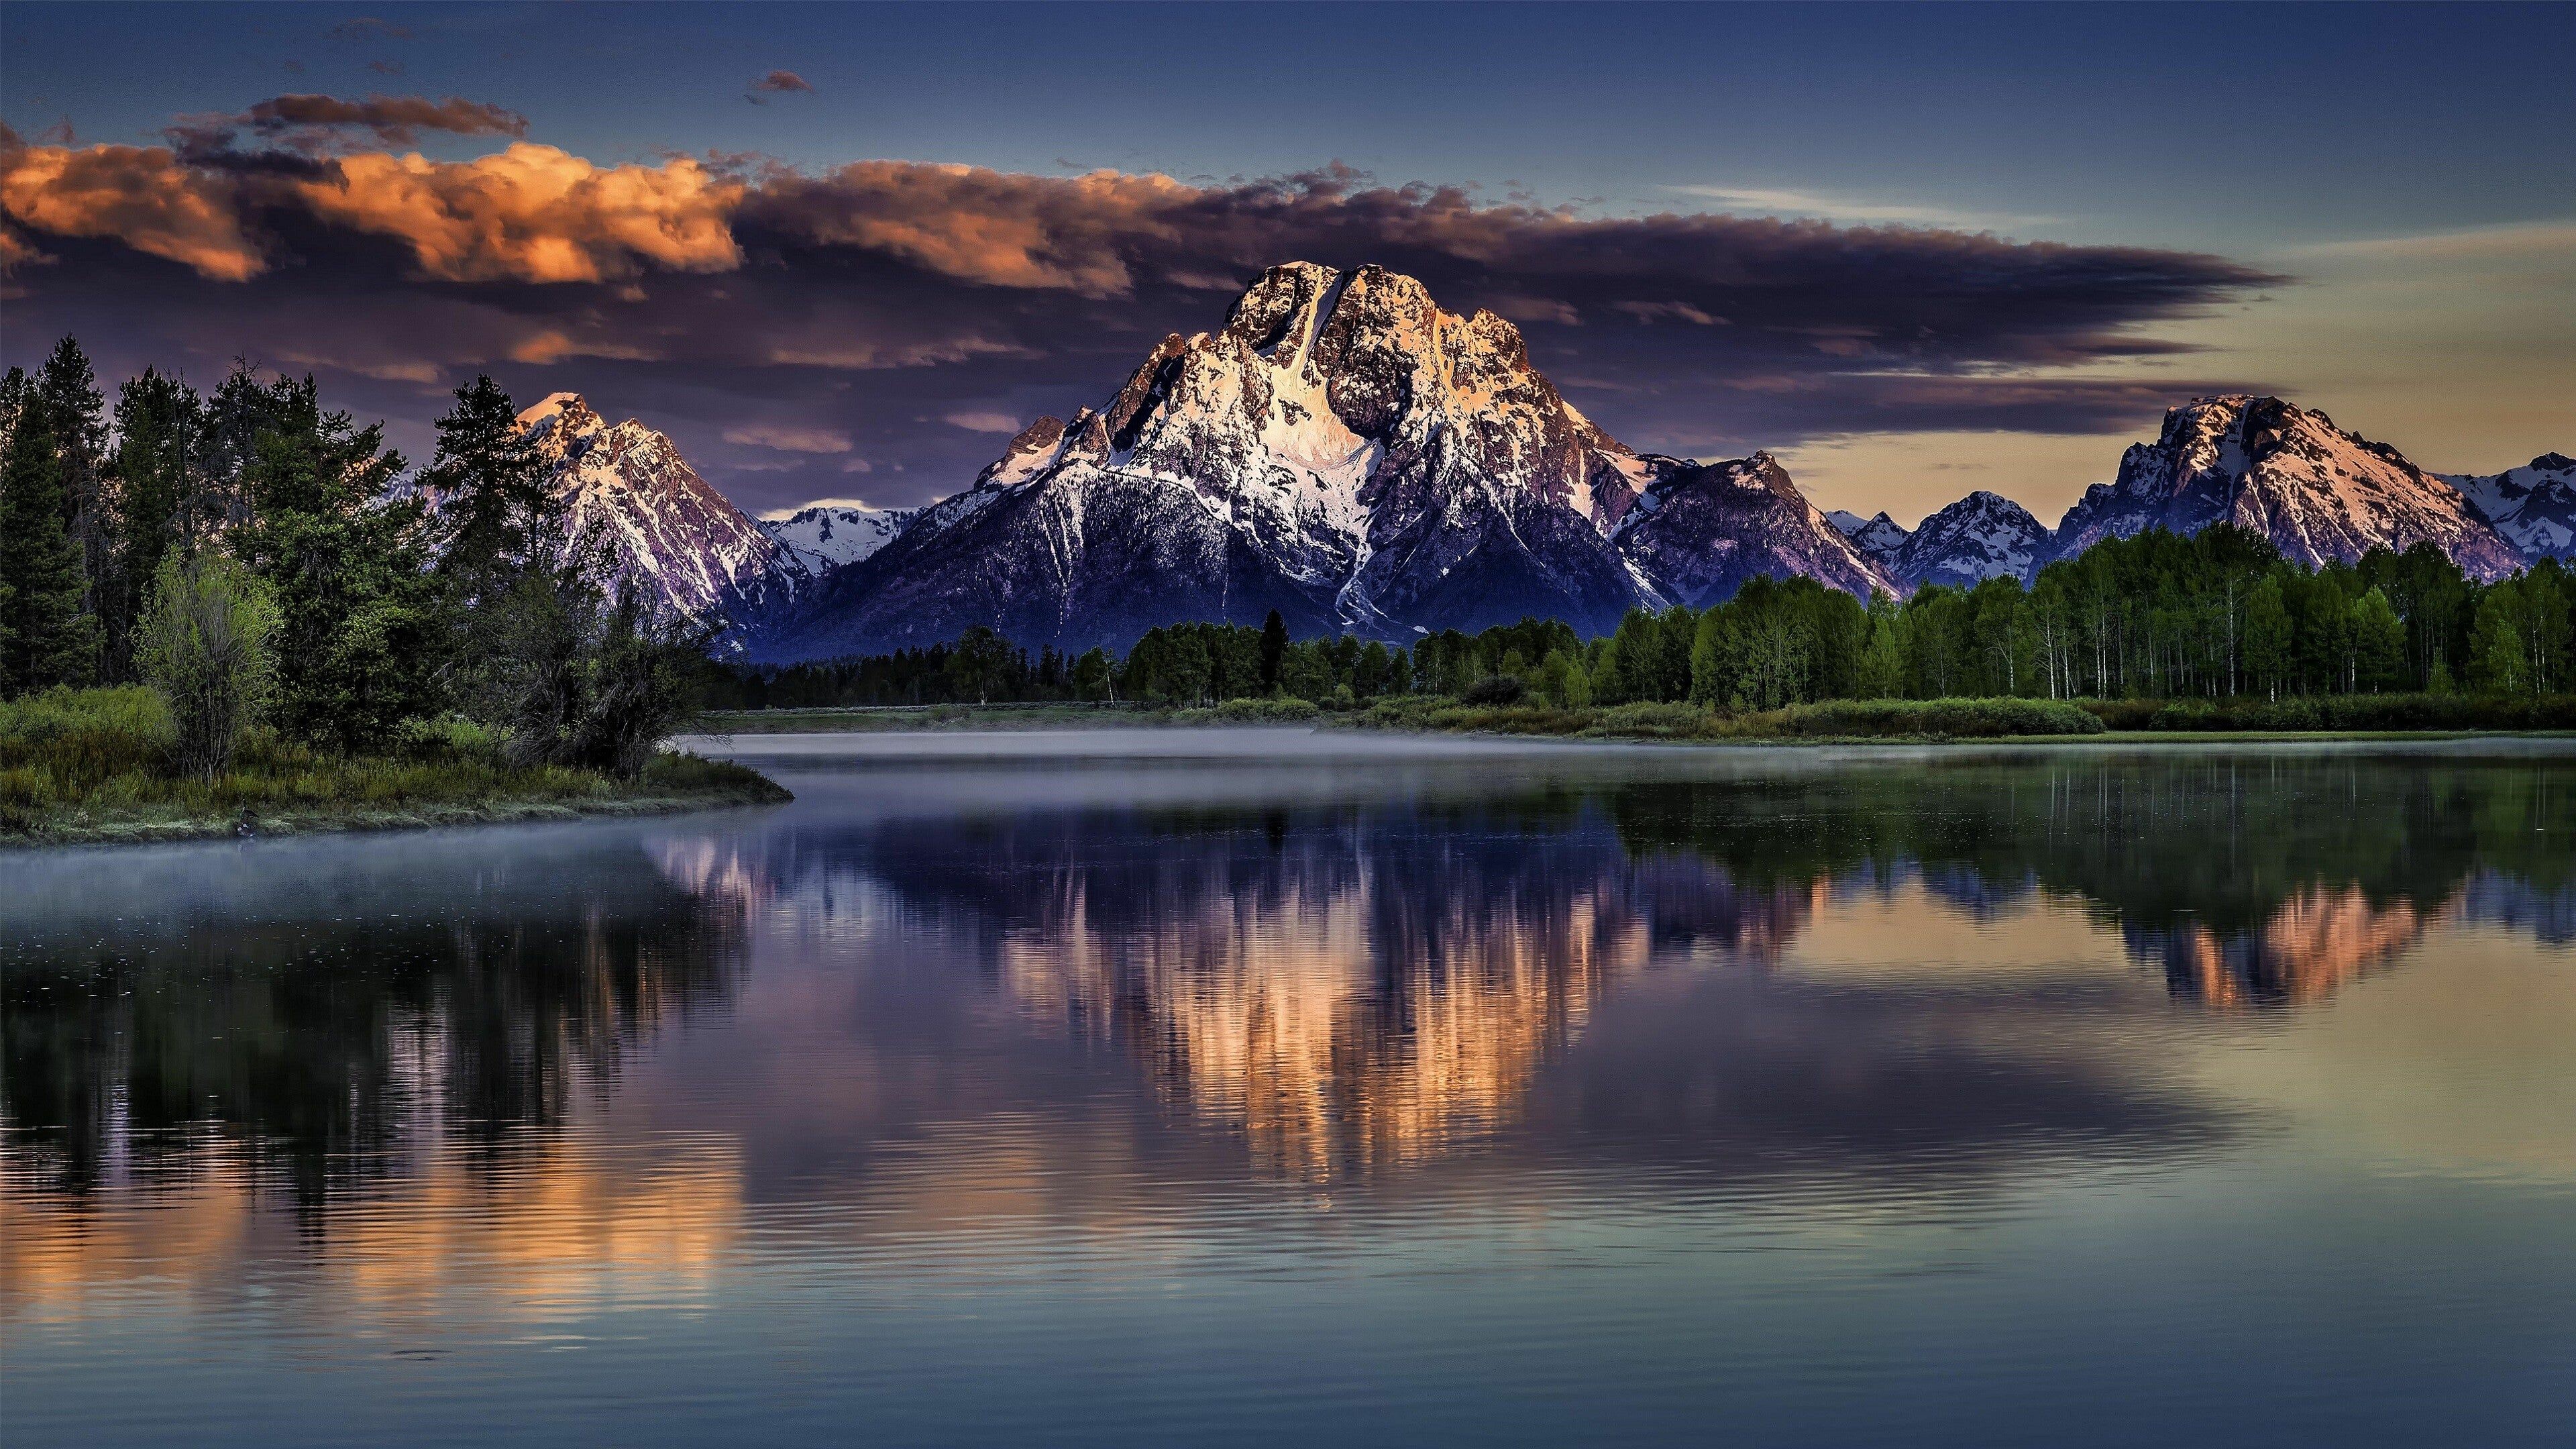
[[0, 130, 2286, 513], [747, 70, 814, 101], [178, 93, 529, 154]]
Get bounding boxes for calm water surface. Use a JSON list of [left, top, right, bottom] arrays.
[[5, 730, 2575, 1446]]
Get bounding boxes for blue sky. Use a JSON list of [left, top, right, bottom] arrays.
[[5, 1, 2570, 521]]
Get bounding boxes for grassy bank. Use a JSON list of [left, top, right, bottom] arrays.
[[2, 688, 790, 846], [1346, 695, 2108, 741], [2081, 692, 2576, 733]]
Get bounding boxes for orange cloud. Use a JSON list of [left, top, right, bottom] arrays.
[[750, 162, 1201, 295], [0, 131, 264, 280], [508, 327, 661, 364], [299, 143, 743, 283]]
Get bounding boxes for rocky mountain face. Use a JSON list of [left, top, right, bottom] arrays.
[[1886, 490, 2051, 590], [1615, 453, 1894, 606], [2046, 395, 2525, 578], [757, 262, 1886, 659], [759, 503, 916, 576], [2443, 453, 2576, 561], [517, 393, 802, 621]]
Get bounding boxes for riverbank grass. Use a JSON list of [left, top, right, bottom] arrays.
[[2, 688, 788, 845]]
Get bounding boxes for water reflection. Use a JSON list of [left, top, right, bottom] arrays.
[[7, 741, 2575, 1444], [1, 830, 745, 1211], [8, 751, 2569, 1222]]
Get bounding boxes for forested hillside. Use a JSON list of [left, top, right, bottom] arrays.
[[727, 524, 2573, 714]]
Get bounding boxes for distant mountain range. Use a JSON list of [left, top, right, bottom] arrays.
[[498, 268, 2564, 657]]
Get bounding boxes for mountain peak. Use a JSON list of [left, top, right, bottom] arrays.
[[2058, 391, 2523, 577], [1892, 491, 2048, 590], [759, 260, 1889, 658], [516, 391, 604, 439]]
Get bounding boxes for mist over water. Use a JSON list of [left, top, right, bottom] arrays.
[[6, 732, 2575, 1446]]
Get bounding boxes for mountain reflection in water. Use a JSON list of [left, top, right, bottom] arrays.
[[4, 737, 2574, 1446]]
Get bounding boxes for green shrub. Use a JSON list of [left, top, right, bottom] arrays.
[[134, 551, 280, 782], [1754, 698, 2105, 738]]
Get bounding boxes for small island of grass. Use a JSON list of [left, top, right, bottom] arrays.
[[2, 688, 785, 846]]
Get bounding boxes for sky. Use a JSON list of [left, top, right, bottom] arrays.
[[3, 1, 2569, 526]]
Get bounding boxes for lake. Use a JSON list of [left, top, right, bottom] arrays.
[[5, 730, 2574, 1446]]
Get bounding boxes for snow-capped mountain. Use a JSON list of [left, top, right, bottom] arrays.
[[1616, 453, 1895, 606], [1888, 490, 2051, 590], [1827, 508, 1913, 563], [758, 262, 1886, 659], [759, 503, 916, 576], [2443, 453, 2576, 561], [2047, 395, 2524, 578], [517, 392, 800, 620]]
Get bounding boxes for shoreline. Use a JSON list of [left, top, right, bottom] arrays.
[[702, 702, 2576, 748], [1, 759, 790, 850], [1, 784, 789, 849]]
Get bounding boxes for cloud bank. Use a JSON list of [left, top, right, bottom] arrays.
[[0, 105, 2283, 511]]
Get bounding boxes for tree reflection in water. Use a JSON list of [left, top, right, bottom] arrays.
[[3, 749, 2570, 1216]]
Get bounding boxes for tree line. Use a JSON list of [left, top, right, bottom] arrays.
[[1, 337, 703, 777], [727, 526, 2574, 710]]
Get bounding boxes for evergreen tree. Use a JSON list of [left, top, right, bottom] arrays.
[[1258, 608, 1289, 694], [113, 368, 210, 635], [425, 375, 560, 589], [236, 377, 439, 751], [0, 407, 97, 694], [33, 337, 114, 676]]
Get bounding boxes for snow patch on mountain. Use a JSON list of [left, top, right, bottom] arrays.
[[2049, 395, 2522, 578], [759, 503, 916, 576], [1827, 507, 1913, 564], [761, 262, 1773, 659], [517, 392, 800, 621], [1890, 490, 2050, 589], [2442, 453, 2576, 561]]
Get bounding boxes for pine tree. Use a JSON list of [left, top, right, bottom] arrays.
[[113, 368, 210, 635], [425, 375, 560, 590], [237, 377, 437, 751], [1258, 608, 1288, 694], [0, 406, 98, 694], [34, 337, 114, 676]]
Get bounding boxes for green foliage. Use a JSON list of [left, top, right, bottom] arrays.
[[2083, 692, 2576, 733], [1171, 696, 1324, 723], [425, 375, 561, 591], [0, 392, 98, 694], [233, 376, 440, 751], [1351, 694, 2102, 741], [0, 686, 780, 840], [943, 625, 1018, 704], [134, 549, 279, 781]]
